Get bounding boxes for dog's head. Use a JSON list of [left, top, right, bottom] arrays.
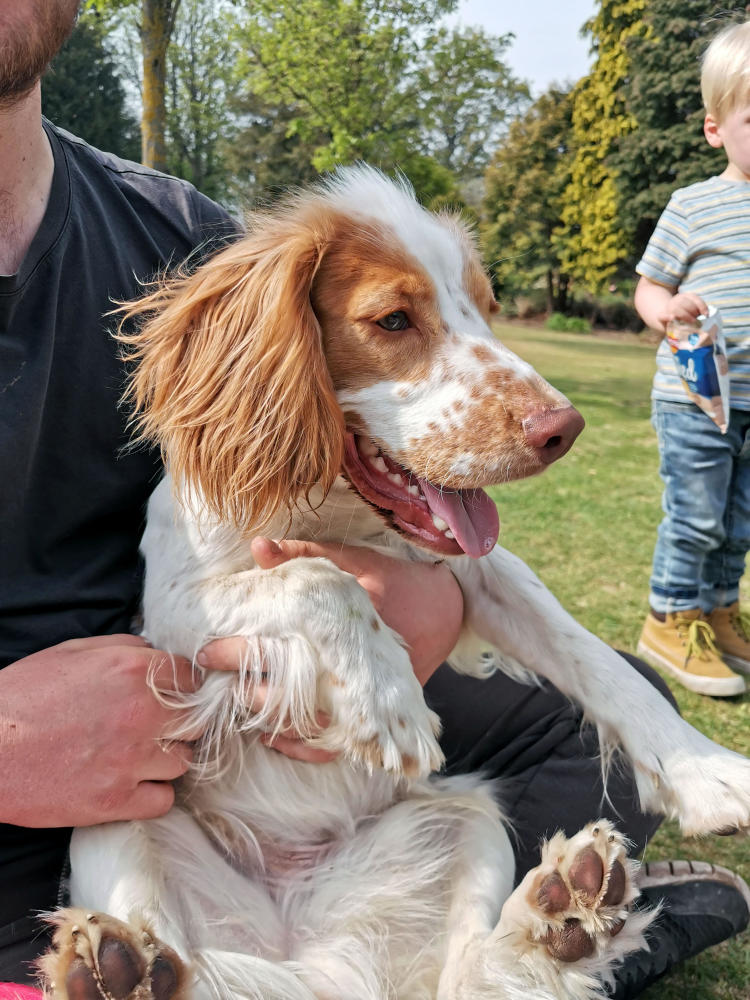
[[121, 166, 583, 558]]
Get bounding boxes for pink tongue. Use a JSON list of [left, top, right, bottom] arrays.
[[418, 480, 499, 558]]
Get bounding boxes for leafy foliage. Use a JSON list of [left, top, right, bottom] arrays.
[[86, 0, 181, 168], [165, 0, 238, 199], [229, 1, 526, 204], [545, 312, 591, 333], [42, 10, 140, 160], [232, 0, 453, 174], [482, 87, 573, 312], [612, 2, 745, 266], [416, 26, 529, 179], [559, 0, 647, 291]]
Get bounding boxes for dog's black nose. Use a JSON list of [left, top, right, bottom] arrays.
[[523, 406, 585, 465]]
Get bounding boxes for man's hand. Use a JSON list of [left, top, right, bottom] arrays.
[[197, 537, 465, 762], [0, 635, 200, 828]]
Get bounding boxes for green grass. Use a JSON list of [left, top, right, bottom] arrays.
[[490, 322, 750, 1000]]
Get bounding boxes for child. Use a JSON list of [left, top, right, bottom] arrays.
[[635, 20, 750, 697]]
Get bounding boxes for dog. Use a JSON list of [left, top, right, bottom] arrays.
[[40, 167, 750, 1000]]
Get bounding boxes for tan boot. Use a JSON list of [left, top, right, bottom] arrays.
[[637, 609, 746, 697], [706, 602, 750, 675]]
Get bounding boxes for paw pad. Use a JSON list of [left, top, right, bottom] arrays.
[[536, 872, 571, 914], [97, 938, 144, 999], [602, 859, 627, 906], [63, 960, 99, 1000], [544, 918, 595, 962], [568, 847, 604, 902], [41, 909, 186, 1000]]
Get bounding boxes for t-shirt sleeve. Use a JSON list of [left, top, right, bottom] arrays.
[[189, 188, 244, 261], [636, 193, 690, 289]]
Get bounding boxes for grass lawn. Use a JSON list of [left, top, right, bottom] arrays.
[[489, 321, 750, 1000]]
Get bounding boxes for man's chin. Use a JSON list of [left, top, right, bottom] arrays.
[[0, 0, 80, 107]]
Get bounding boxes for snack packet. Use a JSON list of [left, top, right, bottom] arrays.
[[666, 306, 729, 433]]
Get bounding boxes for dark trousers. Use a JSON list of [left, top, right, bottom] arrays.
[[425, 651, 673, 880], [0, 653, 673, 984]]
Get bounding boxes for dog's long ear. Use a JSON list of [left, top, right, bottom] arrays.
[[118, 213, 345, 532]]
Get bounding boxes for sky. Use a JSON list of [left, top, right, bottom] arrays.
[[448, 0, 597, 97]]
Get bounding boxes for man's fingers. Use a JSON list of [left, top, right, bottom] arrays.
[[260, 732, 339, 763], [149, 651, 200, 692], [197, 635, 253, 672], [125, 781, 176, 821], [251, 536, 363, 575], [145, 739, 194, 781], [252, 536, 325, 568]]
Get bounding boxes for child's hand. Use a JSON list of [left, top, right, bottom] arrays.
[[659, 292, 709, 326]]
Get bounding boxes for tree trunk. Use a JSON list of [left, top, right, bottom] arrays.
[[141, 0, 177, 170], [546, 269, 554, 314]]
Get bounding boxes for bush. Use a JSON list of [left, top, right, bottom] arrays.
[[568, 288, 642, 331], [546, 312, 591, 333]]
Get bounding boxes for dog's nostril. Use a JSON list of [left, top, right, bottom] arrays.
[[523, 406, 584, 465]]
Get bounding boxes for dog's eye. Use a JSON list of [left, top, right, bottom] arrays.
[[376, 311, 410, 332]]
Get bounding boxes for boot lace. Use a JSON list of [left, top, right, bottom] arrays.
[[677, 617, 721, 661], [730, 607, 750, 641]]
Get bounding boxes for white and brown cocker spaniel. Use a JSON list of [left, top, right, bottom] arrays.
[[41, 167, 750, 1000]]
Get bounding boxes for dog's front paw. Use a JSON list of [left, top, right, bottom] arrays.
[[39, 909, 188, 1000], [484, 821, 655, 998], [636, 736, 750, 837], [318, 641, 444, 779]]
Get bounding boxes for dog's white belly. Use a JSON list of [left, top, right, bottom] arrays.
[[68, 762, 512, 1000]]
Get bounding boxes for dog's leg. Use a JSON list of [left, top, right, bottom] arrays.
[[40, 811, 313, 1000], [149, 557, 443, 779], [455, 820, 654, 1000], [435, 786, 514, 1000], [38, 909, 189, 1000], [283, 777, 508, 1000], [450, 547, 750, 836]]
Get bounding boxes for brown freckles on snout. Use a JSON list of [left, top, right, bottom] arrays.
[[307, 210, 575, 491]]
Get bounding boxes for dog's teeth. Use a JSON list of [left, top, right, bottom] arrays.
[[408, 484, 420, 497], [388, 472, 404, 486], [360, 438, 379, 457], [370, 456, 387, 473], [445, 531, 455, 539], [432, 514, 449, 532]]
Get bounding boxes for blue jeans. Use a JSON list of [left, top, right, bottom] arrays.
[[650, 399, 750, 614]]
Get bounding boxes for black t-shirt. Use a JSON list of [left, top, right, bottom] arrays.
[[0, 122, 237, 931]]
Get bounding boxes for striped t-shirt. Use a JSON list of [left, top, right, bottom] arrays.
[[636, 176, 750, 409]]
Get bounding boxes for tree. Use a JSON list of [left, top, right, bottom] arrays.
[[42, 10, 140, 160], [613, 1, 745, 266], [222, 93, 322, 208], [482, 87, 574, 313], [416, 26, 529, 181], [165, 0, 238, 199], [559, 0, 646, 290], [233, 0, 456, 173], [230, 1, 524, 205], [87, 0, 181, 170]]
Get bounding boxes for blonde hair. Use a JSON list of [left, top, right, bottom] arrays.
[[702, 19, 750, 121]]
